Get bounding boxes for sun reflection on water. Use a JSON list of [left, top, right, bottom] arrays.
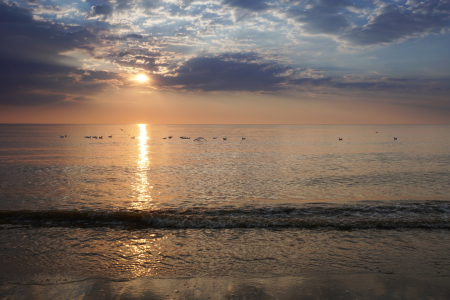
[[131, 124, 153, 209], [118, 234, 168, 278]]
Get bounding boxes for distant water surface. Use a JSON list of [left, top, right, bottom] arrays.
[[1, 124, 449, 211], [0, 124, 449, 284]]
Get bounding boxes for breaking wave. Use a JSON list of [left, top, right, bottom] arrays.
[[1, 202, 450, 230]]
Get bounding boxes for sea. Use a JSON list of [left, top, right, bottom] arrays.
[[0, 124, 449, 295]]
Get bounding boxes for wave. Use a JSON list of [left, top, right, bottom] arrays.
[[1, 202, 450, 230]]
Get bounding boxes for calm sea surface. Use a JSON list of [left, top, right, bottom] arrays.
[[1, 124, 449, 285]]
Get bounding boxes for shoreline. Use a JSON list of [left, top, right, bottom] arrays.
[[2, 274, 450, 300]]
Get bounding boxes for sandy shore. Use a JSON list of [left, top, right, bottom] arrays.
[[1, 273, 449, 300]]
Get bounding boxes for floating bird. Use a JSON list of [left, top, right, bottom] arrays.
[[99, 136, 103, 139], [93, 136, 97, 139], [168, 136, 173, 139], [394, 137, 397, 140], [242, 137, 246, 140], [60, 135, 64, 138], [339, 137, 343, 141], [223, 137, 227, 141], [213, 137, 217, 139], [163, 137, 167, 139], [194, 137, 206, 142], [108, 135, 112, 138], [85, 136, 91, 138], [131, 136, 135, 139]]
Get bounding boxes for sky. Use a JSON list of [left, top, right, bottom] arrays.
[[0, 0, 449, 124]]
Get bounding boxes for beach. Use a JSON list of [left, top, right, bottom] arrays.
[[1, 226, 450, 299], [1, 124, 449, 299], [2, 274, 450, 299]]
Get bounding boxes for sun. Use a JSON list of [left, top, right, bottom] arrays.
[[135, 74, 149, 83]]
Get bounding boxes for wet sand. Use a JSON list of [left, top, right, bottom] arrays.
[[1, 274, 449, 300]]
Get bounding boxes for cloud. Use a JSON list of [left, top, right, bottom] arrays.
[[154, 53, 308, 92], [284, 0, 450, 47], [150, 51, 450, 95], [342, 2, 450, 46], [0, 55, 122, 105], [74, 70, 123, 82], [222, 0, 270, 12], [220, 0, 271, 21], [0, 1, 121, 105], [140, 0, 163, 14], [104, 33, 145, 41], [1, 0, 450, 110], [86, 3, 114, 20], [116, 0, 134, 11], [0, 2, 95, 61], [114, 55, 162, 72], [285, 0, 355, 35]]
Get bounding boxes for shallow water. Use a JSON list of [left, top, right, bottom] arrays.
[[1, 227, 450, 284], [0, 124, 449, 284]]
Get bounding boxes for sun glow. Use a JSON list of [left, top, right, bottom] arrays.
[[135, 74, 149, 83]]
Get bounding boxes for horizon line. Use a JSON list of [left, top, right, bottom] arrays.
[[1, 123, 449, 126]]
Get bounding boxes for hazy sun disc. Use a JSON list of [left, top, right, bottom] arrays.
[[135, 74, 149, 83]]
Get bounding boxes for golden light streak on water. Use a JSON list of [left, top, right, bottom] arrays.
[[119, 234, 169, 278], [131, 124, 153, 209]]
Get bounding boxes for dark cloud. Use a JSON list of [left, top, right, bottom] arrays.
[[151, 53, 448, 94], [288, 77, 332, 86], [285, 0, 450, 47], [286, 0, 353, 35], [154, 53, 294, 91], [86, 3, 114, 20], [116, 0, 133, 11], [220, 52, 261, 62], [332, 80, 402, 91], [0, 1, 34, 24], [220, 0, 271, 21], [0, 2, 95, 60], [325, 76, 450, 94], [222, 0, 270, 11], [104, 33, 145, 41], [140, 0, 163, 14], [288, 10, 350, 35], [126, 33, 144, 39], [74, 70, 122, 82], [343, 2, 450, 46], [0, 56, 122, 105], [0, 1, 121, 106], [0, 92, 67, 106], [407, 0, 450, 14]]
